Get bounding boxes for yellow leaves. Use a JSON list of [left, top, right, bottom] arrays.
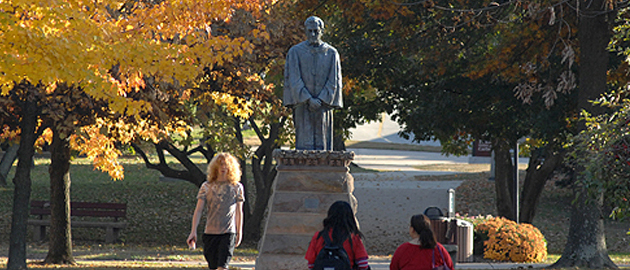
[[1, 2, 113, 90], [1, 0, 269, 104], [35, 127, 53, 153], [0, 125, 21, 141], [68, 115, 182, 180], [71, 124, 124, 180], [127, 100, 149, 116], [45, 82, 58, 94], [0, 81, 15, 96], [120, 0, 242, 40], [0, 0, 276, 184], [252, 26, 270, 41], [210, 92, 252, 119]]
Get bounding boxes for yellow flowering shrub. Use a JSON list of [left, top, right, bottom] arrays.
[[475, 217, 547, 262]]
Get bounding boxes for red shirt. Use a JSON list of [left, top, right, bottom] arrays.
[[305, 230, 369, 270], [390, 242, 454, 270]]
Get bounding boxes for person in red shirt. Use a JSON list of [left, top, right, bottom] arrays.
[[390, 214, 454, 270], [305, 201, 370, 270]]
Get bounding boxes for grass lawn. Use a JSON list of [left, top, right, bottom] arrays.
[[1, 150, 630, 269]]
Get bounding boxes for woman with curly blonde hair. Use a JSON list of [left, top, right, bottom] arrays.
[[188, 153, 244, 270], [206, 152, 242, 184]]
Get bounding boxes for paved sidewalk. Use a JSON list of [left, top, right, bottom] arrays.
[[348, 147, 529, 173], [59, 258, 630, 269], [349, 148, 471, 173], [352, 172, 463, 254], [227, 259, 554, 269]]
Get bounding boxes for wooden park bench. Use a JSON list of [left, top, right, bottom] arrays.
[[28, 200, 128, 243]]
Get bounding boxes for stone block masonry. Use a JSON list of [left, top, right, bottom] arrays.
[[255, 150, 356, 270]]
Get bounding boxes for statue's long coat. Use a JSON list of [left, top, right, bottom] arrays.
[[283, 41, 343, 150]]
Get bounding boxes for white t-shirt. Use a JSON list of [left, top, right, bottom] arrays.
[[197, 181, 245, 234]]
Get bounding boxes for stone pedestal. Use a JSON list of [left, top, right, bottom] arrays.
[[255, 149, 355, 270]]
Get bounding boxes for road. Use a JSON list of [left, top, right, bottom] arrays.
[[348, 112, 440, 146], [346, 112, 528, 172]]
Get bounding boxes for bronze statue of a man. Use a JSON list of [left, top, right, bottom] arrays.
[[283, 16, 343, 150]]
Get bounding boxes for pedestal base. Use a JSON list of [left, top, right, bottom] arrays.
[[255, 150, 355, 270]]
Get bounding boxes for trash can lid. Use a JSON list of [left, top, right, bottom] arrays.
[[456, 219, 473, 227], [424, 206, 444, 219]]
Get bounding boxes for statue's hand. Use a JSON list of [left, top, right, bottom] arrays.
[[308, 98, 322, 111]]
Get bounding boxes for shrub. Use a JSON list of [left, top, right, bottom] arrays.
[[475, 217, 547, 262]]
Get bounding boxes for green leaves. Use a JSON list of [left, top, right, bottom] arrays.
[[567, 89, 630, 219]]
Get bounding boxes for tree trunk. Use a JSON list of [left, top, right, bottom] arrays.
[[495, 141, 565, 224], [131, 115, 284, 244], [7, 90, 39, 270], [333, 131, 346, 151], [551, 1, 617, 267], [44, 129, 75, 264], [242, 117, 282, 243], [519, 146, 564, 223], [0, 144, 19, 186], [493, 138, 515, 220], [245, 147, 277, 242], [551, 191, 616, 268]]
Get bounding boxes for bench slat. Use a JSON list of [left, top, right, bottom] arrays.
[[30, 200, 126, 218], [27, 219, 128, 229], [28, 200, 127, 243], [30, 209, 126, 217], [70, 202, 127, 210], [30, 209, 52, 216], [70, 210, 126, 218]]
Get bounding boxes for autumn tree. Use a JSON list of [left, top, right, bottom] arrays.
[[130, 1, 302, 242], [551, 0, 617, 267], [292, 0, 627, 267], [3, 82, 42, 270], [1, 0, 266, 268], [453, 0, 619, 267], [40, 85, 112, 264], [290, 0, 573, 225]]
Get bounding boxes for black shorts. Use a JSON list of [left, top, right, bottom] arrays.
[[202, 233, 236, 269]]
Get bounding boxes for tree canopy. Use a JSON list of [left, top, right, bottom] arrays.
[[2, 0, 275, 268], [297, 0, 627, 267]]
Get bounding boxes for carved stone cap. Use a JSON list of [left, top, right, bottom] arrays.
[[273, 149, 355, 168]]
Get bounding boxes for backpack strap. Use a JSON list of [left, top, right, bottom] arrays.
[[348, 234, 356, 269], [322, 231, 333, 246], [323, 231, 358, 269], [433, 245, 449, 270]]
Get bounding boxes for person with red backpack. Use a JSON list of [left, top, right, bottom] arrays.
[[305, 201, 370, 270]]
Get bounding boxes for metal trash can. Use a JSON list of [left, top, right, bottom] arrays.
[[427, 217, 473, 263], [429, 217, 450, 243], [425, 206, 449, 243], [455, 219, 474, 262]]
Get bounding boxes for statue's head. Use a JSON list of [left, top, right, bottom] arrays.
[[304, 16, 324, 46]]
